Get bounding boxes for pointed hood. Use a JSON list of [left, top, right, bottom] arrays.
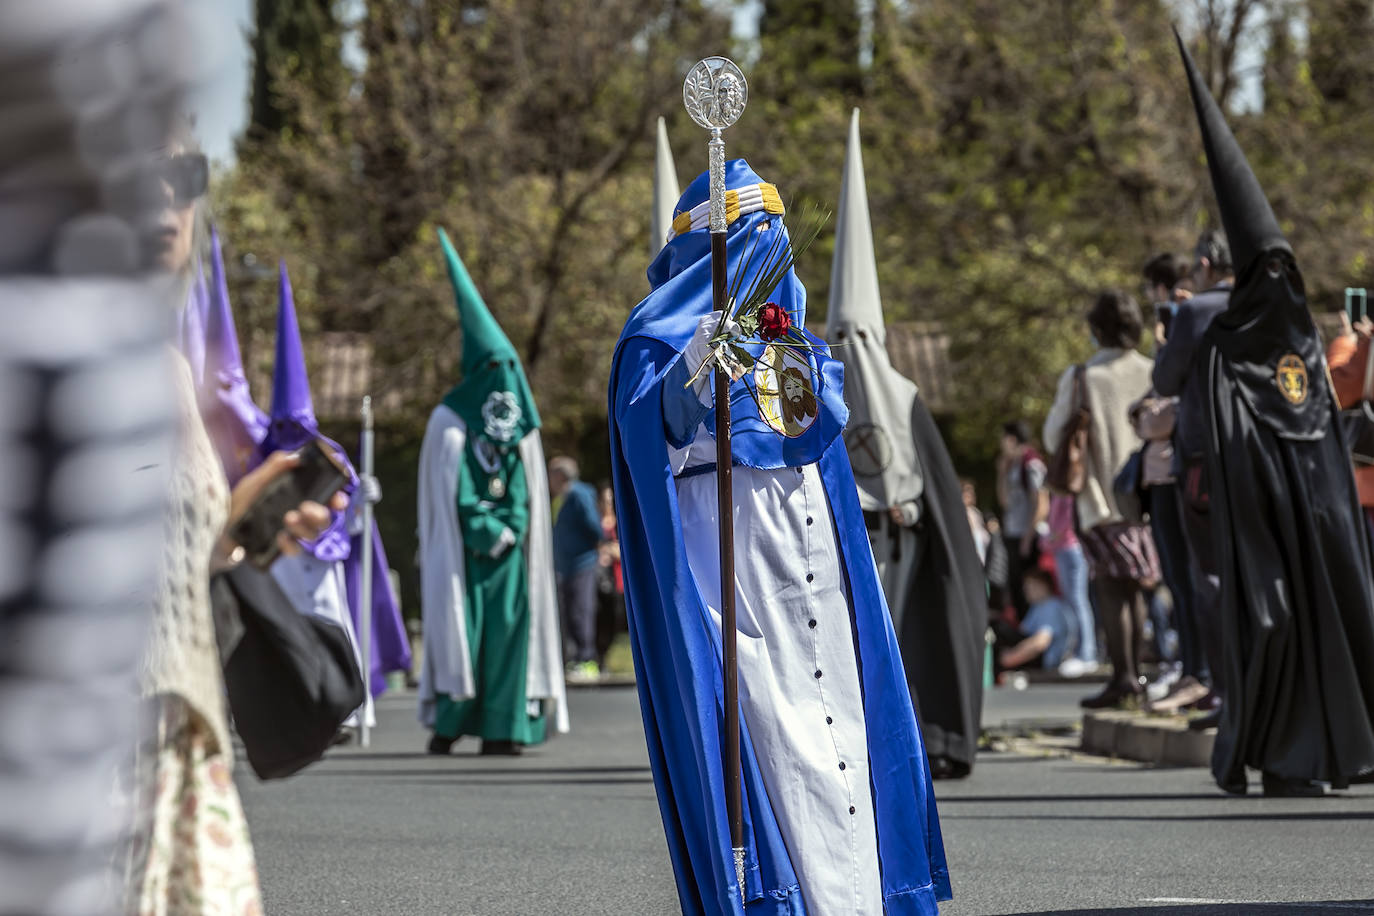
[[1177, 30, 1327, 440], [824, 109, 923, 511], [624, 158, 848, 472], [200, 225, 269, 483], [261, 259, 356, 563], [204, 226, 246, 385], [178, 259, 209, 387], [266, 260, 318, 451], [437, 227, 540, 448], [826, 108, 887, 344], [1176, 29, 1290, 275], [651, 116, 681, 255]]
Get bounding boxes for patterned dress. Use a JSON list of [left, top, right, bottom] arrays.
[[127, 352, 262, 915]]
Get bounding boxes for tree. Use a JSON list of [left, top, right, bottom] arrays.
[[218, 0, 1374, 598], [245, 0, 349, 141]]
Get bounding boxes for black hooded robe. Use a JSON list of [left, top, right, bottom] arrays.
[[1203, 286, 1374, 792], [1173, 26, 1374, 792], [888, 396, 988, 776]]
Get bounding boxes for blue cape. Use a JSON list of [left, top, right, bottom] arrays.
[[609, 160, 950, 915]]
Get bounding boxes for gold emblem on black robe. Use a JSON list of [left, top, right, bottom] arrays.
[[1276, 354, 1308, 405]]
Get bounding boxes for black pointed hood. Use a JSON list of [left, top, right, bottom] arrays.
[[1176, 28, 1290, 275], [1176, 29, 1327, 440]]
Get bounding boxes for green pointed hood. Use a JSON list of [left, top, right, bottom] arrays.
[[437, 227, 540, 448]]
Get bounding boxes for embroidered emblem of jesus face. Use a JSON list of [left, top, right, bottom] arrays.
[[755, 345, 818, 438], [1276, 354, 1308, 405]]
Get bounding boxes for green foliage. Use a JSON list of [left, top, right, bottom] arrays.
[[247, 0, 348, 140], [221, 0, 1374, 571]]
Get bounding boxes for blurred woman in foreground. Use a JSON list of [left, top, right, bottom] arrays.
[[122, 125, 343, 914]]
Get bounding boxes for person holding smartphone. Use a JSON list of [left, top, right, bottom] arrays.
[[1327, 294, 1374, 538], [121, 121, 346, 915]]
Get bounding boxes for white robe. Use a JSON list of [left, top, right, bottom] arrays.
[[672, 427, 882, 916], [415, 404, 569, 734], [271, 552, 375, 728]]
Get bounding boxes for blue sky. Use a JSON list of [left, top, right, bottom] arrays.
[[192, 0, 254, 163]]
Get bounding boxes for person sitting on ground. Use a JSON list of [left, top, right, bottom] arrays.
[[998, 568, 1080, 672]]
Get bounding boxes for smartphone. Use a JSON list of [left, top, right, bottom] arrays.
[[1346, 288, 1368, 324], [229, 438, 350, 569], [1155, 301, 1177, 338]]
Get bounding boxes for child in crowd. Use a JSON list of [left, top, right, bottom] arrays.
[[998, 568, 1080, 671]]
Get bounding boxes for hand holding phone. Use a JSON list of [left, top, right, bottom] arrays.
[[223, 442, 351, 570], [1346, 288, 1369, 326]]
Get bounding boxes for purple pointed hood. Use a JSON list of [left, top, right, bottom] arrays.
[[201, 226, 269, 483], [178, 259, 209, 387], [261, 259, 357, 563], [266, 261, 318, 450]]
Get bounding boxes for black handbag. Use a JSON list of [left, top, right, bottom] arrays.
[[212, 564, 365, 780]]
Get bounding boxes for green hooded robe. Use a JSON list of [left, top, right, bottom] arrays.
[[432, 228, 546, 745]]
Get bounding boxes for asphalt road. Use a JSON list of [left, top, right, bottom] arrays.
[[239, 685, 1374, 916]]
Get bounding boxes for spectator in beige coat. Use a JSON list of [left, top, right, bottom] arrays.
[[1044, 290, 1159, 710]]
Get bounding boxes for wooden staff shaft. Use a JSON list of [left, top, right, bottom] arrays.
[[711, 231, 743, 856]]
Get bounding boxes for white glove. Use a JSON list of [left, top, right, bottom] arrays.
[[490, 526, 517, 558], [682, 312, 744, 402], [359, 474, 383, 506]]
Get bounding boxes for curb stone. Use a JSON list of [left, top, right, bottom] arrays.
[[1081, 710, 1215, 766]]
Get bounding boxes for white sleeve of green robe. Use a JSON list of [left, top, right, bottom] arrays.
[[519, 428, 570, 734], [417, 405, 569, 734]]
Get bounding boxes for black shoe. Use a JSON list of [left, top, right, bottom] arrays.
[[1262, 772, 1324, 798], [1188, 708, 1222, 732], [929, 755, 970, 780], [427, 735, 456, 756], [480, 739, 523, 756], [1080, 683, 1143, 710], [331, 726, 356, 747]]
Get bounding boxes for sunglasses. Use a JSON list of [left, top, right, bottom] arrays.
[[109, 152, 210, 212]]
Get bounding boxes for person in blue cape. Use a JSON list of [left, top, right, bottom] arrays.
[[609, 159, 950, 916]]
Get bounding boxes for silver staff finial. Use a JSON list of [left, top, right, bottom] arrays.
[[683, 57, 748, 237], [683, 56, 748, 132]]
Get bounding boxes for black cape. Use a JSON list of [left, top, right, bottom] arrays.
[[1204, 263, 1374, 791], [891, 395, 988, 774]]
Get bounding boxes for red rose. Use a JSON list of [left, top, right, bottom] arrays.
[[758, 302, 792, 341]]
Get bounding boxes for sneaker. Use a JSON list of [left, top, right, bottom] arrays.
[[1057, 658, 1099, 679], [566, 660, 601, 684], [1146, 664, 1183, 703]]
